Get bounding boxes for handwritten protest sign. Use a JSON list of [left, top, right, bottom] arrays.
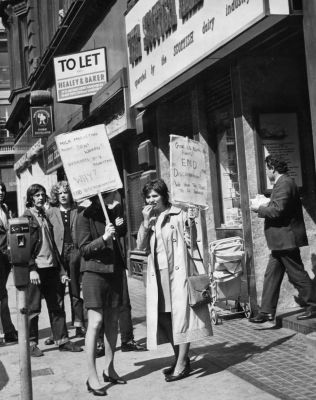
[[55, 124, 122, 202], [170, 135, 208, 207]]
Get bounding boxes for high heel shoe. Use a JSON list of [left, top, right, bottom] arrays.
[[165, 358, 191, 382], [86, 380, 107, 396], [103, 371, 127, 385], [163, 357, 190, 376], [162, 363, 176, 375]]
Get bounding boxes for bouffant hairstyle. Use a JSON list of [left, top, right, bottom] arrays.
[[265, 155, 288, 174], [25, 184, 47, 208], [50, 180, 73, 206], [142, 178, 170, 206]]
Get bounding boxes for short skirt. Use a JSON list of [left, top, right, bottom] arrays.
[[82, 269, 125, 309]]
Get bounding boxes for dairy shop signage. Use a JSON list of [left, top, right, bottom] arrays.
[[125, 0, 289, 106]]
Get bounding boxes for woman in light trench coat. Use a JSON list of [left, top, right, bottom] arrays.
[[137, 179, 212, 382]]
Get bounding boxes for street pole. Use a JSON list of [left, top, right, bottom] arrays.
[[16, 285, 33, 400], [8, 218, 33, 400]]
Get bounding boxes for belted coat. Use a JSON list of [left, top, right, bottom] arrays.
[[137, 205, 212, 350]]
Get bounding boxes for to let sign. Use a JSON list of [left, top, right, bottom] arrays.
[[30, 106, 53, 137], [170, 135, 208, 207], [55, 124, 122, 202], [53, 48, 107, 102]]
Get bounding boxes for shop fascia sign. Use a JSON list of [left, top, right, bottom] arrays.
[[47, 141, 62, 171], [53, 47, 107, 102], [14, 139, 44, 173], [125, 0, 290, 106]]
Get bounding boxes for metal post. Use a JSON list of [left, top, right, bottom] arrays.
[[16, 286, 33, 400]]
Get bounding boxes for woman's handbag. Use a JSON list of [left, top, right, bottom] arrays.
[[187, 247, 212, 309], [179, 215, 212, 309], [187, 272, 212, 309]]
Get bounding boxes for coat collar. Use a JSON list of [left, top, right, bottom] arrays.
[[166, 205, 183, 215]]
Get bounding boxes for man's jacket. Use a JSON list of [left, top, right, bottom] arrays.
[[258, 174, 308, 251]]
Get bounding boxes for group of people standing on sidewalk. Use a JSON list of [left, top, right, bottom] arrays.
[[0, 154, 315, 397], [0, 180, 145, 393]]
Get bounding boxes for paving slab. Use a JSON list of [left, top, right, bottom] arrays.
[[1, 273, 315, 399]]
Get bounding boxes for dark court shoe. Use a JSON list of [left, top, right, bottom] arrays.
[[121, 339, 146, 352], [163, 357, 190, 376], [165, 361, 191, 383], [59, 341, 83, 352], [44, 337, 54, 345], [4, 330, 18, 343], [249, 313, 274, 323], [103, 371, 127, 384], [162, 364, 176, 376], [96, 342, 105, 358], [296, 310, 316, 320], [75, 327, 86, 338], [86, 380, 107, 396]]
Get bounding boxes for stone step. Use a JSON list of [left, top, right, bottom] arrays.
[[275, 308, 316, 334]]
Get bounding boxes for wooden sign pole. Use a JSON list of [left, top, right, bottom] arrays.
[[97, 192, 117, 241], [98, 192, 110, 224]]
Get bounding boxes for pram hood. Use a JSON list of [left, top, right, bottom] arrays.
[[209, 237, 245, 282]]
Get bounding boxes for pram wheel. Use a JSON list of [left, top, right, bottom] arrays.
[[211, 308, 219, 325], [243, 303, 251, 319]]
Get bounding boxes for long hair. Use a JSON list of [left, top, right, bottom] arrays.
[[141, 178, 170, 206], [25, 184, 47, 208], [50, 180, 73, 207]]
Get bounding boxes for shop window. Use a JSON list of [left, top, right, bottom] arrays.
[[215, 108, 242, 228]]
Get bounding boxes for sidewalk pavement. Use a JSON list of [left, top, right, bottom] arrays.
[[1, 273, 316, 400]]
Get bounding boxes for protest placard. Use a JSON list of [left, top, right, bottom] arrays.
[[170, 135, 208, 207], [55, 124, 122, 202]]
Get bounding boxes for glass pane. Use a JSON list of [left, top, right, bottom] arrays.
[[216, 108, 242, 228], [0, 52, 9, 85]]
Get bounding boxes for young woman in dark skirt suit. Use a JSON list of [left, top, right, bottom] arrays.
[[76, 191, 127, 396]]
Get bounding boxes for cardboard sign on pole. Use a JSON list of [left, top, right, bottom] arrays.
[[170, 135, 208, 207], [55, 124, 122, 203]]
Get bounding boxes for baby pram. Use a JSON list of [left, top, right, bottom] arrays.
[[209, 237, 250, 324]]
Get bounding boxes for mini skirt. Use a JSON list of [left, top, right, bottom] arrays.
[[82, 269, 124, 309]]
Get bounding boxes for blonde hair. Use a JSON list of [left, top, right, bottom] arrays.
[[50, 181, 73, 206]]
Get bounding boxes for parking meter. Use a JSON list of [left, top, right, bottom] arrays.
[[8, 218, 31, 288]]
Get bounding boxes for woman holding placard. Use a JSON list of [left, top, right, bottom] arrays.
[[76, 191, 127, 396], [137, 179, 212, 382]]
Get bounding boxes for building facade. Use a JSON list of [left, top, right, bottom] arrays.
[[124, 0, 316, 311], [0, 18, 16, 214], [2, 0, 316, 312], [1, 0, 138, 257]]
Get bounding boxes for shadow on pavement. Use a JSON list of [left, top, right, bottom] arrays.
[[116, 333, 296, 381], [194, 333, 296, 375], [0, 361, 9, 391]]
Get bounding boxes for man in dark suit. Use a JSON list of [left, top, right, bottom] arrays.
[[250, 155, 316, 322]]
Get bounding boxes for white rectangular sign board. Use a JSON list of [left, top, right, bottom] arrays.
[[125, 0, 290, 106], [170, 135, 208, 207], [53, 47, 107, 102], [55, 124, 122, 201]]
